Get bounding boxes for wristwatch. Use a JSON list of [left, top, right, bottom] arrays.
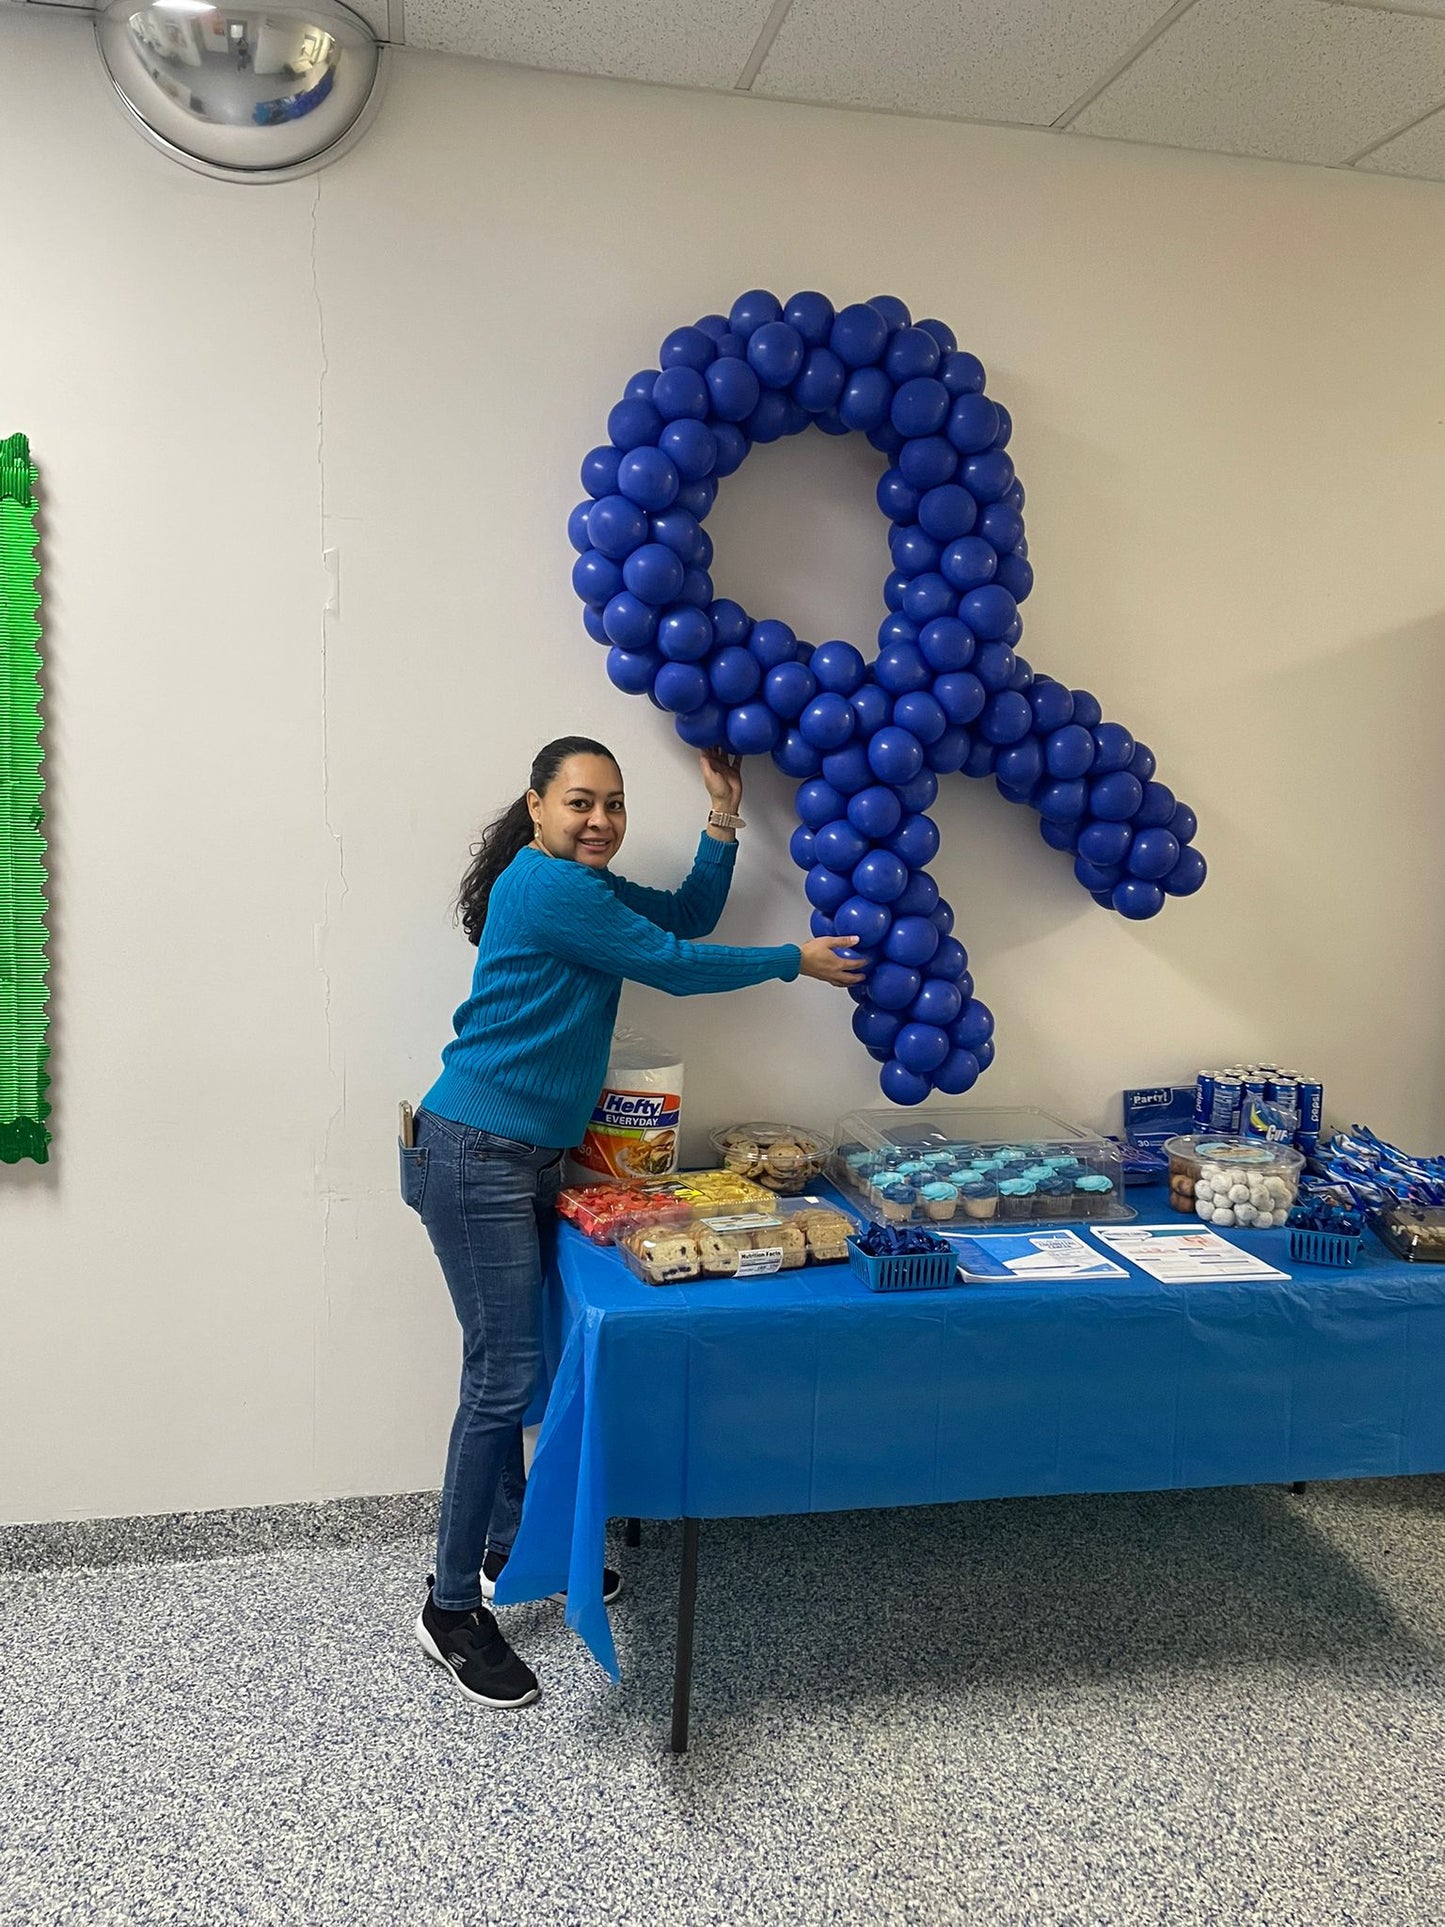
[[707, 808, 746, 831]]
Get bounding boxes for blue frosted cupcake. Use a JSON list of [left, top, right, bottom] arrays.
[[960, 1178, 999, 1222], [999, 1178, 1037, 1220], [920, 1180, 960, 1223], [1074, 1174, 1115, 1218]]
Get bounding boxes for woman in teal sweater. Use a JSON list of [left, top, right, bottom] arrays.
[[406, 734, 863, 1709]]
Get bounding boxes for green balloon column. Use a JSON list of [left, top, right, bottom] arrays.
[[0, 433, 50, 1164]]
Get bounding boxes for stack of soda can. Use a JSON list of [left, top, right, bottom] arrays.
[[1193, 1066, 1324, 1151]]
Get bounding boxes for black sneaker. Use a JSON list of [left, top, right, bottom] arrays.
[[480, 1546, 622, 1607], [415, 1576, 540, 1709]]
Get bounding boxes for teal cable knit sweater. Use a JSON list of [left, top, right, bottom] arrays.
[[421, 833, 801, 1150]]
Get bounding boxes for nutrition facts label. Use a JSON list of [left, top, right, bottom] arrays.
[[1091, 1225, 1290, 1285]]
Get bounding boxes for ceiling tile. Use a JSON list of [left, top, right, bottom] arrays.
[[402, 0, 775, 89], [1073, 0, 1445, 164], [752, 0, 1172, 126], [1358, 100, 1445, 175]]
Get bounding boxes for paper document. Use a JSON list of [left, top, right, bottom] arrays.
[[938, 1228, 1129, 1282], [1090, 1224, 1290, 1284]]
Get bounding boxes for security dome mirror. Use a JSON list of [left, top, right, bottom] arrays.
[[95, 0, 383, 182]]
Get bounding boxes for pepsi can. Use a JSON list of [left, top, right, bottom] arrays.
[[1212, 1074, 1243, 1132], [1296, 1077, 1324, 1145], [1194, 1072, 1217, 1132]]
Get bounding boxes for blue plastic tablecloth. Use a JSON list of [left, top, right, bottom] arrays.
[[493, 1185, 1445, 1677]]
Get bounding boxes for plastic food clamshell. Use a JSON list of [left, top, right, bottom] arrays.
[[618, 1196, 857, 1285], [829, 1106, 1132, 1228]]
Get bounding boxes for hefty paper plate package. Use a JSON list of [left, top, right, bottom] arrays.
[[570, 1030, 684, 1182]]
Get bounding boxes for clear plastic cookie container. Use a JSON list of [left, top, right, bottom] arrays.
[[1163, 1135, 1303, 1226]]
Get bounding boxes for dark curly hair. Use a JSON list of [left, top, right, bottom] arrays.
[[455, 736, 620, 945]]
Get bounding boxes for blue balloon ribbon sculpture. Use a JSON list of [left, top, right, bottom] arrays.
[[569, 290, 1207, 1105]]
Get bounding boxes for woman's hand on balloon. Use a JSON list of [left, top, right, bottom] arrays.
[[699, 748, 743, 815], [799, 934, 867, 987]]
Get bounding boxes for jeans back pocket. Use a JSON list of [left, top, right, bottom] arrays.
[[399, 1141, 429, 1213]]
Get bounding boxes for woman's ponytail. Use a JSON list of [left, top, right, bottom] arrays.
[[454, 735, 618, 946]]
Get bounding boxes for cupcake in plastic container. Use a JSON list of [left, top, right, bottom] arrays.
[[1038, 1174, 1075, 1219], [960, 1179, 999, 1222], [1073, 1173, 1115, 1218], [999, 1178, 1037, 1220], [920, 1180, 959, 1223], [877, 1182, 917, 1225]]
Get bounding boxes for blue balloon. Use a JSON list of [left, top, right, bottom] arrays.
[[772, 729, 823, 779], [794, 347, 847, 414], [939, 350, 986, 395], [885, 915, 940, 968], [829, 302, 889, 368], [784, 290, 836, 344], [726, 703, 780, 755], [653, 660, 710, 713], [674, 698, 727, 749], [606, 647, 659, 694], [748, 321, 806, 389], [884, 326, 941, 383], [1074, 856, 1121, 893], [877, 467, 922, 522], [918, 485, 978, 544], [979, 691, 1033, 746], [814, 818, 870, 872], [893, 870, 940, 917], [902, 573, 957, 624], [959, 584, 1018, 639], [1112, 877, 1165, 920], [934, 1047, 980, 1095], [1091, 721, 1135, 773], [810, 910, 837, 938], [995, 738, 1045, 792], [747, 618, 796, 668], [892, 692, 947, 745], [834, 895, 892, 947], [658, 419, 718, 482], [851, 684, 892, 737], [889, 813, 941, 868], [852, 1002, 902, 1052], [1170, 802, 1198, 846], [1039, 816, 1081, 853], [652, 365, 709, 421], [710, 646, 761, 704], [868, 726, 925, 785], [913, 977, 963, 1028], [839, 368, 894, 433], [995, 552, 1034, 601], [897, 436, 958, 489], [928, 727, 972, 774], [896, 769, 939, 813], [917, 318, 957, 356], [951, 999, 994, 1050], [649, 508, 706, 565], [622, 543, 686, 606], [946, 394, 1000, 453], [875, 642, 930, 695], [617, 447, 679, 511], [1128, 741, 1158, 784], [853, 849, 910, 904], [821, 742, 874, 794], [799, 692, 857, 751], [728, 289, 782, 336], [805, 864, 853, 913], [889, 524, 942, 577], [1028, 678, 1074, 733], [602, 594, 659, 651], [880, 1058, 932, 1105], [978, 503, 1023, 553], [788, 825, 816, 869], [572, 549, 624, 606], [1070, 689, 1103, 730], [660, 326, 716, 371], [1135, 781, 1177, 828], [1090, 771, 1145, 822], [962, 449, 1015, 503], [1037, 779, 1088, 822], [811, 640, 867, 695], [1077, 819, 1133, 866], [1164, 846, 1208, 896], [704, 357, 761, 423], [847, 785, 904, 840], [891, 377, 950, 439], [608, 397, 662, 450], [894, 1021, 950, 1075], [974, 641, 1017, 692], [919, 619, 976, 673], [1128, 828, 1181, 879], [582, 603, 609, 644], [581, 444, 624, 499], [764, 661, 816, 720], [707, 596, 749, 645], [870, 964, 923, 1012], [656, 606, 712, 661], [625, 368, 661, 402], [932, 934, 967, 980], [867, 293, 912, 330], [1045, 723, 1096, 780]]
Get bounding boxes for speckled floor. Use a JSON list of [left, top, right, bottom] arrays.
[[3, 1479, 1444, 1927]]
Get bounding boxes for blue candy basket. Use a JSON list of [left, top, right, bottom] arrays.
[[846, 1236, 958, 1292], [1288, 1228, 1362, 1269]]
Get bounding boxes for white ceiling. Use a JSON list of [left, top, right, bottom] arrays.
[[24, 0, 1445, 182]]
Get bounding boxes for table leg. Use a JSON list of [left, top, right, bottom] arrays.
[[625, 1517, 642, 1548], [1290, 1481, 1307, 1494], [670, 1517, 700, 1755]]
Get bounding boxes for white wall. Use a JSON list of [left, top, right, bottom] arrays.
[[4, 8, 1444, 1522]]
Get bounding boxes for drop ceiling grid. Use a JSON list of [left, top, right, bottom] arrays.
[[401, 0, 776, 88], [751, 0, 1177, 126], [1071, 0, 1445, 163]]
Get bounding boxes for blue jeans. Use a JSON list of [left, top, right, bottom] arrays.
[[400, 1109, 564, 1613]]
